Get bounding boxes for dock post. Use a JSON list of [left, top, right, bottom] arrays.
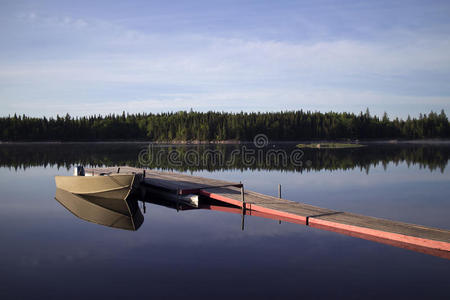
[[241, 185, 245, 231], [278, 184, 282, 224]]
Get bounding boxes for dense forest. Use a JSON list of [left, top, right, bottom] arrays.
[[0, 109, 449, 141]]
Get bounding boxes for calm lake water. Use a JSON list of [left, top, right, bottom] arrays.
[[0, 142, 449, 299]]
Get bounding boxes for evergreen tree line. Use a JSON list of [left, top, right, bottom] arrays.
[[0, 109, 449, 141]]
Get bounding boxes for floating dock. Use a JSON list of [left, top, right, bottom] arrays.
[[86, 166, 450, 259]]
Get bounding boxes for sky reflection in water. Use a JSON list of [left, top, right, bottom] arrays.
[[0, 144, 449, 299]]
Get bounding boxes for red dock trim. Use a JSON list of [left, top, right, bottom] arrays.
[[200, 190, 306, 225], [199, 190, 243, 207], [310, 220, 450, 260], [308, 218, 450, 253], [200, 189, 450, 259], [200, 190, 307, 224], [203, 204, 308, 225]]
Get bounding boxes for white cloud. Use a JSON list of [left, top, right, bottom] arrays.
[[1, 11, 449, 117]]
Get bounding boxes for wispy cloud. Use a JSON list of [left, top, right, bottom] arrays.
[[1, 2, 450, 117]]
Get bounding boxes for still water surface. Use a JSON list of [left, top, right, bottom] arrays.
[[0, 143, 449, 299]]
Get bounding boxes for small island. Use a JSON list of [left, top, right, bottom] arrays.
[[296, 143, 366, 149]]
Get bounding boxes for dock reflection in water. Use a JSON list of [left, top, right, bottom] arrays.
[[54, 185, 449, 260]]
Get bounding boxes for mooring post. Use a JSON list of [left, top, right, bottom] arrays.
[[241, 185, 245, 209], [241, 185, 245, 231], [278, 184, 282, 224]]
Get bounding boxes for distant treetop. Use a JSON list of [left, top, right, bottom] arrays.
[[0, 109, 448, 141]]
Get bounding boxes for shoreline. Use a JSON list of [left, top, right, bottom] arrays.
[[1, 139, 450, 145]]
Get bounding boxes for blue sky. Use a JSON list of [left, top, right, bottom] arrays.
[[1, 0, 449, 118]]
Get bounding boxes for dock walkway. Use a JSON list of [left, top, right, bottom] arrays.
[[86, 166, 450, 259]]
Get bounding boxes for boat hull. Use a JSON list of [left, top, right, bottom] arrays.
[[55, 174, 137, 200]]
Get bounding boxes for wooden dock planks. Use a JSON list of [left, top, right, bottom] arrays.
[[87, 166, 242, 193], [86, 166, 450, 259]]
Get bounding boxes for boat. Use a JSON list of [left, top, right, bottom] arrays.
[[55, 166, 141, 200], [55, 188, 144, 231]]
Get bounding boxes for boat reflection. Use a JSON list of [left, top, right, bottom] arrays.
[[55, 188, 144, 231], [54, 186, 245, 231]]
